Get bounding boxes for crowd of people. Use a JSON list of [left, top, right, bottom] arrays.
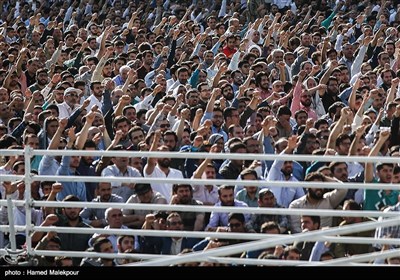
[[0, 0, 400, 266]]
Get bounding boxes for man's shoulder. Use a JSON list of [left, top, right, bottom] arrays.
[[289, 195, 307, 208], [102, 165, 117, 173], [169, 167, 184, 176]]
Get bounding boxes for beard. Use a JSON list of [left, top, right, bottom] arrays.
[[101, 194, 111, 202], [281, 168, 292, 177], [158, 158, 171, 168], [301, 99, 312, 107], [308, 189, 324, 200], [179, 196, 191, 204], [65, 212, 80, 221], [327, 88, 338, 96]]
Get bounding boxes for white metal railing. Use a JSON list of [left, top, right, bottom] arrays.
[[1, 146, 400, 266]]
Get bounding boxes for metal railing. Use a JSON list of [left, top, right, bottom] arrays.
[[0, 146, 399, 266]]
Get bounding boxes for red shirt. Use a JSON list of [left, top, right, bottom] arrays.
[[223, 46, 237, 59]]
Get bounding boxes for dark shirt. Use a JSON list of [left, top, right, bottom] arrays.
[[321, 93, 341, 113], [219, 160, 242, 180], [55, 214, 92, 266], [77, 160, 98, 201], [137, 65, 153, 80]]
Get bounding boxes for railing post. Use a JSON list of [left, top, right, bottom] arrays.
[[24, 145, 33, 259], [6, 195, 16, 253]]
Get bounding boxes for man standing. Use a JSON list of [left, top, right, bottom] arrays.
[[267, 135, 305, 208], [58, 87, 82, 119], [144, 131, 183, 202]]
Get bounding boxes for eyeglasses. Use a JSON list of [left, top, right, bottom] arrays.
[[169, 221, 183, 226], [228, 222, 242, 229], [67, 93, 79, 98], [160, 124, 170, 128]]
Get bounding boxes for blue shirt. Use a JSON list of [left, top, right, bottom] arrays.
[[205, 200, 251, 229], [56, 153, 87, 202]]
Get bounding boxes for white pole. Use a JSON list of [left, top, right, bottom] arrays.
[[6, 195, 16, 253], [28, 200, 400, 218], [307, 248, 400, 266], [24, 146, 33, 258], [25, 149, 400, 164]]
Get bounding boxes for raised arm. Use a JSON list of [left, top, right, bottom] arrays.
[[327, 107, 352, 150], [144, 130, 162, 176], [349, 125, 366, 156], [365, 130, 390, 183], [348, 77, 362, 112], [75, 109, 96, 150]]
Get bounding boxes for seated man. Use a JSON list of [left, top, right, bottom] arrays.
[[80, 182, 123, 228], [139, 212, 199, 255], [170, 184, 205, 231], [122, 183, 167, 229], [89, 208, 138, 253]]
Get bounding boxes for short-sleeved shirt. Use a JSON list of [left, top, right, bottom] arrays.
[[363, 178, 399, 211]]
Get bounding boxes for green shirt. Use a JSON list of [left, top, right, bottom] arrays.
[[363, 178, 399, 211]]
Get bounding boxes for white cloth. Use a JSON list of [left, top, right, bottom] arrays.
[[101, 165, 142, 202], [86, 94, 103, 114], [144, 165, 183, 203], [57, 102, 80, 119]]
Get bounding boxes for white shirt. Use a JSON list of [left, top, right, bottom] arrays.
[[57, 102, 80, 119], [86, 94, 103, 114], [192, 184, 219, 205], [144, 165, 183, 203], [192, 173, 219, 205], [101, 165, 142, 202], [170, 238, 183, 255]]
